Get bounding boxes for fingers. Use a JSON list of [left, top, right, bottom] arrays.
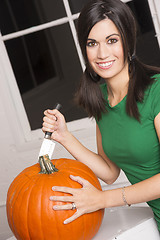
[[49, 176, 94, 224], [42, 108, 66, 134], [50, 185, 79, 203], [44, 109, 63, 121], [42, 110, 56, 133], [64, 211, 82, 224], [44, 110, 57, 120], [50, 195, 73, 202], [53, 204, 73, 211], [50, 175, 90, 203], [70, 175, 90, 187], [52, 185, 78, 194], [42, 109, 61, 132], [42, 119, 57, 133], [52, 203, 82, 225]]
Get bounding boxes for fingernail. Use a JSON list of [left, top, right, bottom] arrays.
[[53, 205, 58, 210]]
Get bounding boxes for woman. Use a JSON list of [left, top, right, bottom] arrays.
[[42, 0, 160, 230]]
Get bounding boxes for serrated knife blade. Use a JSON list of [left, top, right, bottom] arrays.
[[38, 103, 62, 160]]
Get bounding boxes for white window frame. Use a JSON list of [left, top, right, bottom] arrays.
[[0, 0, 159, 146], [148, 0, 160, 48]]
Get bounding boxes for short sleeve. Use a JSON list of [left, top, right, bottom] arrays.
[[151, 74, 160, 119]]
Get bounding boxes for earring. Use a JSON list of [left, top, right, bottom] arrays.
[[129, 54, 136, 62], [128, 54, 136, 73]]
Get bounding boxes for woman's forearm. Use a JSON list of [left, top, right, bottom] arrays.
[[42, 109, 120, 184], [61, 131, 120, 184], [102, 173, 160, 209]]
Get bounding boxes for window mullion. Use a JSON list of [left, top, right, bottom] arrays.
[[2, 16, 70, 41], [148, 0, 160, 48], [0, 33, 32, 142], [122, 0, 132, 3], [62, 0, 85, 71]]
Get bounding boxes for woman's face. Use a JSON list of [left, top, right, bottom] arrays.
[[86, 19, 128, 81]]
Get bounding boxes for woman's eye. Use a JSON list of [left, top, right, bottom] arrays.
[[87, 41, 97, 47], [108, 39, 118, 44]]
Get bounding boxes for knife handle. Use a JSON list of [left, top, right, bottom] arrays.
[[45, 103, 62, 139]]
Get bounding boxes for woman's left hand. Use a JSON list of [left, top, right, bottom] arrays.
[[49, 175, 104, 224]]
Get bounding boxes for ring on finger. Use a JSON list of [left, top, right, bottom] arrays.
[[71, 202, 76, 210]]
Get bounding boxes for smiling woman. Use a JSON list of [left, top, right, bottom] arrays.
[[0, 1, 160, 240], [42, 0, 160, 233], [0, 0, 159, 132], [86, 19, 126, 83]]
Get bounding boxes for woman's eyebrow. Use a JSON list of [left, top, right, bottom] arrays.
[[87, 38, 96, 41], [106, 33, 120, 39], [87, 33, 120, 42]]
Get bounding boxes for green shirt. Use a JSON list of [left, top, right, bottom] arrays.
[[97, 74, 160, 230]]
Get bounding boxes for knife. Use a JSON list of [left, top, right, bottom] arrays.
[[38, 103, 62, 160]]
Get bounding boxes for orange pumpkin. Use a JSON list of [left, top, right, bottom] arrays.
[[7, 157, 104, 240]]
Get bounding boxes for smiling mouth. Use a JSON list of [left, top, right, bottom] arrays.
[[97, 61, 114, 69]]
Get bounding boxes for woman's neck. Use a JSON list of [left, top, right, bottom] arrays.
[[105, 64, 129, 106]]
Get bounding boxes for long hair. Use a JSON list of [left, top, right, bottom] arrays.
[[75, 0, 160, 121]]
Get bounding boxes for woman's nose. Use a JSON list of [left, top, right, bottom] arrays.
[[97, 43, 109, 59]]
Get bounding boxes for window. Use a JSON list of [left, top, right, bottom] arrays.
[[127, 0, 160, 66], [0, 0, 159, 133], [0, 0, 66, 35], [68, 0, 91, 14], [0, 0, 87, 131]]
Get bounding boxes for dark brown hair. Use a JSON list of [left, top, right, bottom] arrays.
[[75, 0, 160, 121]]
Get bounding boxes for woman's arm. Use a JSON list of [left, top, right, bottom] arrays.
[[103, 173, 160, 208], [96, 124, 120, 184], [50, 173, 160, 224], [49, 112, 160, 224], [103, 112, 160, 208], [42, 109, 120, 184]]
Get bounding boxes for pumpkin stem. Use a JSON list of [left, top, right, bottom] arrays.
[[39, 156, 48, 174], [39, 155, 58, 174]]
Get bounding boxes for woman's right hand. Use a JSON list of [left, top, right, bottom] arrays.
[[42, 109, 69, 144]]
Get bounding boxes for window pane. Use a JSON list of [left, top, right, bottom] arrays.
[[5, 23, 86, 130], [68, 0, 91, 14], [0, 0, 66, 35], [127, 0, 160, 66], [5, 32, 57, 94]]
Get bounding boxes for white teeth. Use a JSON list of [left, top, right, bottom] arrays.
[[98, 61, 113, 67]]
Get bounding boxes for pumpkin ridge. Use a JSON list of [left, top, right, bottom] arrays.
[[40, 176, 48, 240], [40, 178, 45, 239], [12, 174, 38, 239], [81, 212, 86, 240], [42, 175, 59, 239], [27, 174, 44, 240], [58, 175, 73, 239], [7, 174, 33, 238], [22, 173, 44, 239]]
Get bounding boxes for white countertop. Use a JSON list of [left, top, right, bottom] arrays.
[[7, 206, 159, 240], [93, 206, 160, 240]]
